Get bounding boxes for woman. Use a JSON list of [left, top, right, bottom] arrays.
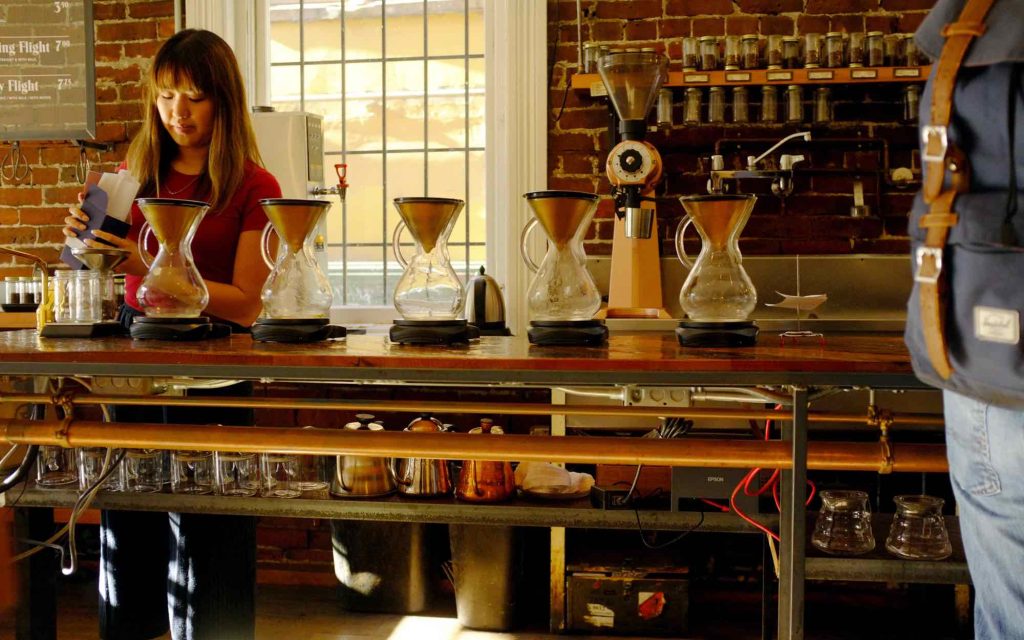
[[63, 29, 281, 640]]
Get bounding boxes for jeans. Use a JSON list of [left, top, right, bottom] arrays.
[[100, 383, 257, 640], [944, 389, 1024, 640]]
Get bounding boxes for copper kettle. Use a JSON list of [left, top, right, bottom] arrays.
[[395, 413, 452, 497], [330, 414, 396, 498], [455, 418, 515, 503]]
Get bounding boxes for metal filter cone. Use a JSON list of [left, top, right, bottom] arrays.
[[679, 195, 757, 251], [524, 190, 599, 248], [393, 197, 464, 253], [70, 247, 129, 272], [259, 198, 331, 254], [135, 198, 209, 248]]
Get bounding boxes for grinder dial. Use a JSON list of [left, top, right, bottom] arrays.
[[607, 139, 655, 186]]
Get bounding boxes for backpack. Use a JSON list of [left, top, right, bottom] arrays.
[[904, 0, 1024, 408]]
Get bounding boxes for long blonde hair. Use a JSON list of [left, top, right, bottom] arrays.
[[126, 29, 263, 212]]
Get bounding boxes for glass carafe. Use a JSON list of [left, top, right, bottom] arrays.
[[520, 191, 602, 321], [812, 490, 876, 555], [258, 198, 333, 319], [391, 197, 465, 320], [885, 495, 952, 560], [675, 195, 757, 322], [135, 198, 209, 318]]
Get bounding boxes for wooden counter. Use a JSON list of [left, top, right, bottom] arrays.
[[0, 329, 920, 387]]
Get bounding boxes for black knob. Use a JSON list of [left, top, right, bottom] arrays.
[[620, 149, 643, 173]]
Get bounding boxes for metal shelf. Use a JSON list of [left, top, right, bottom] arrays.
[[572, 65, 930, 96]]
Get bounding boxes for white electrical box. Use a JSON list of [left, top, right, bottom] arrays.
[[251, 109, 324, 198]]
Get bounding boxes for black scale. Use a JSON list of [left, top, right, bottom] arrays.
[[129, 316, 231, 341], [252, 318, 347, 343], [389, 319, 480, 345], [675, 320, 758, 347], [528, 319, 608, 346]]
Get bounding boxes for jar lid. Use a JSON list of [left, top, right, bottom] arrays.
[[698, 35, 717, 42], [782, 36, 800, 43], [826, 31, 843, 38], [468, 418, 504, 435], [741, 34, 759, 41], [866, 30, 884, 37], [406, 413, 443, 432]]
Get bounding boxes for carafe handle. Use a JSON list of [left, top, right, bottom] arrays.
[[391, 221, 410, 269], [674, 215, 696, 269], [519, 218, 541, 273], [260, 222, 278, 270], [138, 222, 155, 270]]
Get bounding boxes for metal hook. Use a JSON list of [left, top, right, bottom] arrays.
[[75, 146, 89, 184], [0, 141, 32, 184]]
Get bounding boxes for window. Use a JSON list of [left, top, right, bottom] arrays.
[[267, 0, 486, 309]]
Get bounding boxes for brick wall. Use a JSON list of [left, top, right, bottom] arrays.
[[0, 0, 173, 277], [549, 0, 936, 256]]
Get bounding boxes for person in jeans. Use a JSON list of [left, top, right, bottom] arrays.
[[63, 29, 281, 640]]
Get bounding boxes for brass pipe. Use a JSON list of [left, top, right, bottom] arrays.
[[0, 419, 949, 472], [0, 393, 948, 426]]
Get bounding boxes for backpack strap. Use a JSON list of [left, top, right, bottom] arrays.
[[916, 0, 997, 380]]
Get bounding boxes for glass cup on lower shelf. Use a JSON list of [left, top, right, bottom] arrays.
[[261, 453, 302, 498], [78, 447, 123, 492], [35, 446, 77, 488], [811, 489, 876, 556], [885, 494, 952, 560], [215, 451, 260, 497], [171, 450, 213, 495], [120, 449, 168, 493]]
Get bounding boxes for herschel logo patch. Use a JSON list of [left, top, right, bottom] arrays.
[[974, 306, 1020, 345]]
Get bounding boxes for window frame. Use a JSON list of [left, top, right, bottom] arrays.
[[187, 0, 547, 334]]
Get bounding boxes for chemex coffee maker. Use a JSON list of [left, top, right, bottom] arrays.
[[597, 49, 671, 319], [389, 197, 479, 345], [131, 198, 228, 340], [674, 194, 759, 347], [252, 198, 346, 342], [521, 190, 607, 346]]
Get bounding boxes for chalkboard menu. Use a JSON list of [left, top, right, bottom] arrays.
[[0, 0, 94, 140]]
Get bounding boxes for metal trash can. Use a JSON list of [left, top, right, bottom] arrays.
[[448, 524, 519, 630], [331, 520, 430, 614]]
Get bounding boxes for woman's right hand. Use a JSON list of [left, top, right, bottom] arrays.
[[63, 195, 149, 276], [61, 192, 89, 240]]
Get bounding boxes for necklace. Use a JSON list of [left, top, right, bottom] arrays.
[[164, 173, 202, 196]]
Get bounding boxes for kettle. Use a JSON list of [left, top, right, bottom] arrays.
[[395, 413, 452, 497], [330, 414, 397, 498], [466, 266, 511, 336], [455, 418, 515, 503]]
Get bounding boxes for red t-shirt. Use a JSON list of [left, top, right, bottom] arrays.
[[124, 161, 282, 316]]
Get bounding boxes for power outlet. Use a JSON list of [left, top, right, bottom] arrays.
[[590, 486, 633, 509]]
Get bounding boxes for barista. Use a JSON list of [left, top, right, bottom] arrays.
[[61, 29, 280, 640]]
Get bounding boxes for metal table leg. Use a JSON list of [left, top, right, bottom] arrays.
[[778, 386, 808, 640]]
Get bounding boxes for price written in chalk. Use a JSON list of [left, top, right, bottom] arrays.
[[57, 77, 74, 89], [55, 39, 72, 51], [53, 1, 72, 13]]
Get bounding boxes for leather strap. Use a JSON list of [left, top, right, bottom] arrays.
[[917, 0, 995, 380]]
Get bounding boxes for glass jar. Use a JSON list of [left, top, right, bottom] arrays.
[[15, 277, 28, 306], [848, 32, 865, 67], [903, 34, 920, 66], [708, 86, 726, 123], [884, 33, 902, 66], [786, 85, 803, 123], [732, 86, 749, 123], [804, 33, 822, 68], [813, 87, 831, 123], [656, 88, 673, 128], [52, 270, 74, 323], [885, 495, 952, 560], [114, 273, 126, 311], [582, 42, 599, 73], [699, 35, 719, 71], [760, 85, 779, 123], [28, 275, 40, 304], [171, 450, 213, 495], [741, 34, 760, 70], [903, 84, 921, 123], [766, 35, 784, 69], [682, 36, 699, 71], [782, 36, 800, 69], [73, 270, 101, 324], [866, 31, 884, 66], [684, 87, 702, 124], [78, 447, 122, 492], [723, 35, 741, 70], [36, 446, 77, 487], [3, 276, 16, 305], [812, 490, 876, 556], [825, 32, 844, 68]]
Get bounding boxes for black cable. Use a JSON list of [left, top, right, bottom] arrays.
[[549, 0, 571, 124], [634, 500, 705, 550], [0, 445, 38, 495]]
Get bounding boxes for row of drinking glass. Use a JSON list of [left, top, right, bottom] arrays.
[[811, 490, 953, 561], [34, 446, 328, 498]]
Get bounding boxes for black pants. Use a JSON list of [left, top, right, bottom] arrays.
[[99, 384, 257, 640]]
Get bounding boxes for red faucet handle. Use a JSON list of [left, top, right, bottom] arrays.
[[334, 163, 348, 188]]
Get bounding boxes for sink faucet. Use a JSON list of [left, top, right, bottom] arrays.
[[708, 131, 812, 195], [745, 131, 811, 170]]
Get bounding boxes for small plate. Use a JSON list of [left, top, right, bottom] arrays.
[[520, 486, 591, 501]]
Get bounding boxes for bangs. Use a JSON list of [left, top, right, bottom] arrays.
[[151, 50, 214, 95]]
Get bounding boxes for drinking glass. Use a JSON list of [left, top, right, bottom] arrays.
[[73, 270, 102, 324], [35, 446, 77, 487], [121, 449, 167, 493], [78, 447, 122, 492], [261, 453, 302, 498], [215, 451, 259, 497], [811, 490, 875, 555], [885, 495, 952, 560], [171, 450, 213, 495]]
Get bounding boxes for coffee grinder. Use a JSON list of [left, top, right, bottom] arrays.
[[520, 190, 607, 345], [597, 50, 671, 319], [130, 198, 226, 340], [389, 197, 479, 344], [674, 195, 759, 347], [252, 198, 346, 342]]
